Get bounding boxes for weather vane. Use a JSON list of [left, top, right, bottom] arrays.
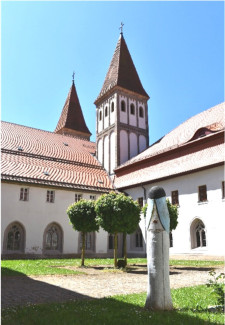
[[119, 22, 124, 34], [72, 71, 75, 82]]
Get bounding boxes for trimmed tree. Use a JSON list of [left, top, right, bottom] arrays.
[[95, 191, 141, 268], [166, 199, 179, 231], [67, 199, 99, 266]]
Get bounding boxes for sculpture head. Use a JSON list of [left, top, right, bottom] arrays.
[[146, 186, 170, 233]]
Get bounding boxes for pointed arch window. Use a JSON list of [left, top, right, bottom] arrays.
[[4, 222, 25, 252], [139, 106, 144, 118], [130, 227, 144, 251], [108, 234, 114, 250], [79, 232, 95, 252], [195, 222, 206, 247], [44, 223, 62, 252], [121, 101, 126, 112], [190, 219, 207, 249]]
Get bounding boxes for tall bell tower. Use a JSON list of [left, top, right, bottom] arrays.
[[94, 28, 149, 175]]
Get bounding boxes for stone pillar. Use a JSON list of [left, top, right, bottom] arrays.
[[145, 186, 173, 311]]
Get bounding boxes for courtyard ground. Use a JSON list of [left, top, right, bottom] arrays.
[[2, 255, 224, 308]]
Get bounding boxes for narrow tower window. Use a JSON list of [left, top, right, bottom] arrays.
[[139, 106, 144, 118], [105, 106, 108, 117], [121, 101, 126, 112], [99, 111, 102, 121], [130, 104, 135, 115], [111, 102, 114, 112]]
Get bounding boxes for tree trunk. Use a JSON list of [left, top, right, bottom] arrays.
[[81, 231, 85, 267], [114, 233, 118, 268], [123, 232, 127, 266]]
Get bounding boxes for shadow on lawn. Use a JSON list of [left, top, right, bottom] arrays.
[[1, 268, 220, 325], [1, 267, 90, 309]]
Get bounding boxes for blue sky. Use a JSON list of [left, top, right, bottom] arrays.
[[1, 1, 224, 144]]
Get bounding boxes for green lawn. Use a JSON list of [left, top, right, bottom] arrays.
[[1, 258, 223, 276], [1, 286, 224, 325]]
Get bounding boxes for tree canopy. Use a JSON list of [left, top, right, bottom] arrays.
[[67, 199, 99, 266], [67, 199, 99, 233]]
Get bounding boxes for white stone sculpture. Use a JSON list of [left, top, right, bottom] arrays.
[[145, 186, 173, 310]]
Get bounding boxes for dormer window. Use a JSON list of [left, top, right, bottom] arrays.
[[121, 101, 126, 112], [105, 106, 108, 117], [139, 106, 144, 118], [130, 104, 135, 115]]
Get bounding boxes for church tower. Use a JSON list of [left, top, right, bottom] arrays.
[[55, 76, 91, 140], [94, 29, 149, 175]]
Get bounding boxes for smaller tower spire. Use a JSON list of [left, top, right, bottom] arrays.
[[119, 22, 124, 35]]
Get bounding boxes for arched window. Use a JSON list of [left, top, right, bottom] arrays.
[[44, 223, 63, 252], [130, 104, 135, 115], [99, 111, 102, 121], [79, 232, 95, 252], [105, 106, 108, 117], [4, 222, 25, 252], [121, 100, 126, 112], [108, 234, 114, 250], [130, 227, 144, 251], [195, 222, 206, 247], [139, 106, 144, 118], [111, 102, 114, 112], [136, 229, 143, 248], [190, 219, 207, 249], [169, 232, 173, 247]]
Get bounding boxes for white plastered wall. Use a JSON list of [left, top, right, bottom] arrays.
[[110, 131, 116, 174], [139, 135, 147, 153], [1, 183, 108, 255], [130, 133, 138, 159], [97, 138, 103, 164], [104, 135, 109, 171], [120, 130, 128, 164], [125, 166, 225, 256]]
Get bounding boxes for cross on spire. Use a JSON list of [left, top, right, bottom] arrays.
[[119, 22, 124, 34], [72, 71, 75, 82]]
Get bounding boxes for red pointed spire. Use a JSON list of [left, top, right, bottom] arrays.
[[95, 33, 149, 103], [55, 80, 91, 140]]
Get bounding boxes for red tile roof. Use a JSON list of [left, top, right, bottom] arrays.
[[95, 34, 149, 103], [1, 122, 113, 192], [114, 142, 224, 189], [117, 102, 225, 169], [114, 103, 225, 189], [55, 81, 91, 139]]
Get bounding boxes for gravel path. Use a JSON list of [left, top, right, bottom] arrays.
[[2, 261, 224, 308]]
